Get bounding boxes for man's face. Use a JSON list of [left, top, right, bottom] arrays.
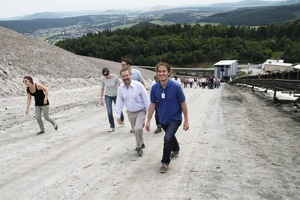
[[121, 61, 130, 69], [120, 70, 131, 85], [157, 65, 169, 81]]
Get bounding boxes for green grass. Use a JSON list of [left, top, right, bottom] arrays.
[[271, 51, 283, 59]]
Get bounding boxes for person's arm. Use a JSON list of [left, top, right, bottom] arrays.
[[37, 83, 49, 105], [137, 70, 146, 88], [115, 87, 124, 124], [181, 101, 189, 131], [145, 103, 156, 132], [100, 86, 105, 106], [25, 92, 31, 114]]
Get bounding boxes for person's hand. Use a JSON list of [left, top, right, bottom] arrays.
[[116, 118, 122, 124], [183, 121, 189, 131], [25, 110, 29, 115], [100, 99, 104, 106], [145, 121, 151, 132], [43, 99, 47, 105]]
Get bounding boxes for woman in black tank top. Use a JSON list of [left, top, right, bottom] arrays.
[[23, 76, 58, 134]]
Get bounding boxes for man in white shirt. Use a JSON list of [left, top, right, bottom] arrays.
[[171, 75, 181, 86], [121, 58, 146, 133], [116, 68, 150, 156]]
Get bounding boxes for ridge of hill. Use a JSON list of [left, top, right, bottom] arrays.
[[1, 2, 299, 44], [0, 27, 154, 98], [200, 3, 300, 25]]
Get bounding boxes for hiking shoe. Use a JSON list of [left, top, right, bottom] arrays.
[[37, 131, 45, 135], [170, 151, 179, 159], [54, 124, 58, 131], [154, 127, 162, 134], [135, 143, 145, 151], [160, 164, 168, 173], [137, 148, 143, 156], [130, 129, 134, 133], [108, 128, 114, 132]]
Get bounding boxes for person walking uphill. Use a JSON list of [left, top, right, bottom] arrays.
[[121, 58, 146, 133], [145, 62, 189, 173], [23, 76, 58, 135], [121, 58, 145, 87], [116, 68, 150, 156], [100, 67, 124, 132]]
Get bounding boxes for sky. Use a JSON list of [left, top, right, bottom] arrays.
[[0, 0, 245, 19]]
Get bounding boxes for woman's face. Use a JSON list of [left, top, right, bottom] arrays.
[[103, 71, 110, 77], [23, 78, 30, 86]]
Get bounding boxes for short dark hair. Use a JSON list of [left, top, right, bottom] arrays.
[[122, 58, 132, 65], [119, 68, 130, 75], [102, 67, 109, 75], [23, 76, 33, 84]]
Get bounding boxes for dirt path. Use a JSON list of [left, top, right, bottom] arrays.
[[0, 84, 299, 200]]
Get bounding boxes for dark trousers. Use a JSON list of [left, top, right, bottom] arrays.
[[161, 120, 182, 165], [155, 103, 161, 128]]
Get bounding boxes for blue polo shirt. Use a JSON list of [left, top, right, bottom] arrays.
[[150, 80, 186, 124]]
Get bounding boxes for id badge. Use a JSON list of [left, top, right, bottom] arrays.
[[161, 93, 165, 99]]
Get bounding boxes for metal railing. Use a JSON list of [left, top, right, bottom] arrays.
[[231, 78, 300, 102]]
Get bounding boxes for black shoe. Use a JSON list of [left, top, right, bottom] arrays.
[[154, 127, 162, 134], [136, 148, 143, 156], [135, 143, 145, 151], [37, 131, 45, 135], [54, 124, 58, 131]]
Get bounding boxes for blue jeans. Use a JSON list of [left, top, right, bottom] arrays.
[[161, 120, 182, 165], [105, 95, 124, 128]]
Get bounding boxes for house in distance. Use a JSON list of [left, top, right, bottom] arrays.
[[214, 60, 238, 81]]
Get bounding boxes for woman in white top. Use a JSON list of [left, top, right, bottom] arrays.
[[100, 67, 124, 132]]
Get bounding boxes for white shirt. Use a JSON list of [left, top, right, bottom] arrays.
[[116, 80, 150, 118], [171, 77, 181, 85]]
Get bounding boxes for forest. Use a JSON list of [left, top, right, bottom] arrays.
[[55, 20, 300, 67]]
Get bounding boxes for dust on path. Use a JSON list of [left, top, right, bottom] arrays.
[[0, 84, 299, 200]]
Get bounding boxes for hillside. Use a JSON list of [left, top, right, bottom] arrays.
[[0, 27, 154, 97], [1, 2, 299, 43], [200, 3, 300, 25]]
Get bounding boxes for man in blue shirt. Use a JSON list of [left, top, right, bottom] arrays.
[[116, 68, 150, 156], [121, 58, 145, 87], [145, 62, 189, 173]]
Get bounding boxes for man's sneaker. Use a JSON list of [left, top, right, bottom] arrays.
[[170, 151, 179, 159], [108, 128, 114, 132], [154, 127, 162, 134], [54, 124, 58, 131], [135, 143, 145, 151], [136, 148, 143, 156], [160, 164, 168, 173], [37, 131, 45, 135]]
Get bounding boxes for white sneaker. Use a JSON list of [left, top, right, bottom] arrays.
[[108, 128, 114, 132]]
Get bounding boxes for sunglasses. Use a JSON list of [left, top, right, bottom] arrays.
[[103, 73, 109, 76], [23, 80, 29, 83]]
